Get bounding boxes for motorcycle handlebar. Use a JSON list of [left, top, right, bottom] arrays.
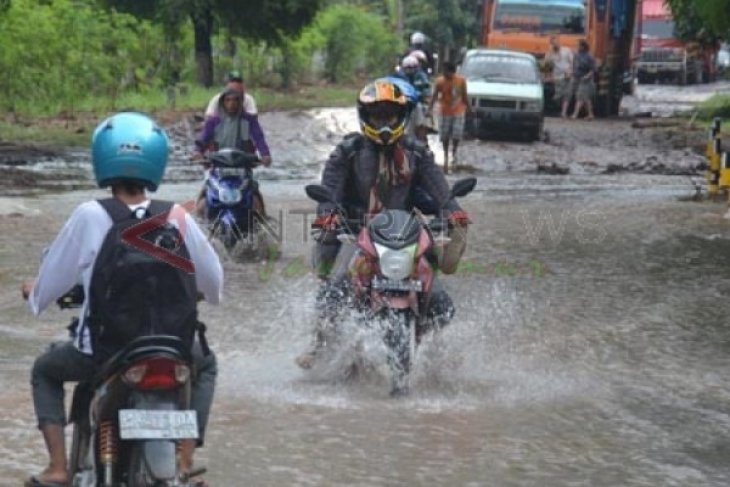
[[57, 284, 84, 309]]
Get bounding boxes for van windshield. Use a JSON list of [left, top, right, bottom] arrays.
[[493, 0, 585, 35], [462, 54, 539, 84]]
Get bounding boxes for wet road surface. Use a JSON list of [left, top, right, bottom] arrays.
[[1, 82, 730, 486]]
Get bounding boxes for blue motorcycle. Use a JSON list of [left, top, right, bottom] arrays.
[[203, 148, 278, 260]]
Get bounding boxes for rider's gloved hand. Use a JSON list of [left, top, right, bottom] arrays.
[[312, 213, 340, 231], [260, 155, 272, 167], [448, 210, 471, 227]]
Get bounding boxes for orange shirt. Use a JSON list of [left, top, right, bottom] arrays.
[[433, 74, 468, 116]]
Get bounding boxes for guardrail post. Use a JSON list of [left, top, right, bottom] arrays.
[[707, 125, 720, 197]]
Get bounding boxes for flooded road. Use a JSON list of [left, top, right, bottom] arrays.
[[2, 82, 730, 485]]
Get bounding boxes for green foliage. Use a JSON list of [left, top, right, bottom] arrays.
[[294, 4, 402, 82], [219, 0, 323, 45], [698, 94, 730, 120], [0, 0, 168, 114], [407, 0, 478, 49], [665, 0, 729, 43]]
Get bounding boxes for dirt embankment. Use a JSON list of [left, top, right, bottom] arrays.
[[0, 110, 718, 195]]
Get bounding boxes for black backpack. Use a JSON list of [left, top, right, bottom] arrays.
[[87, 198, 202, 363]]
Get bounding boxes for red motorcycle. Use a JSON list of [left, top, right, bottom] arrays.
[[306, 178, 475, 395]]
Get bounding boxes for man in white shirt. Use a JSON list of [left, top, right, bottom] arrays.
[[21, 112, 223, 487], [545, 36, 575, 118], [204, 70, 257, 118]]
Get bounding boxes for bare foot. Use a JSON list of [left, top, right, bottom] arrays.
[[24, 468, 68, 486]]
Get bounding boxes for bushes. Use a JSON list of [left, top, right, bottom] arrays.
[[0, 1, 403, 116], [0, 0, 168, 115], [292, 4, 403, 83]]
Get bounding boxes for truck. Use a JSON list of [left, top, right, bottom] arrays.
[[479, 0, 641, 116], [637, 0, 715, 85]]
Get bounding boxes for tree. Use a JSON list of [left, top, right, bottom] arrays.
[[406, 0, 478, 62], [99, 0, 322, 87], [665, 0, 729, 44]]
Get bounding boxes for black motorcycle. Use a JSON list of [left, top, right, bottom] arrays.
[[57, 287, 205, 487]]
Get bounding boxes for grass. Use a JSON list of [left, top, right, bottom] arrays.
[[696, 93, 730, 128], [0, 82, 361, 147], [0, 120, 91, 147]]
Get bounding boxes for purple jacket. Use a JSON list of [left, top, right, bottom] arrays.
[[195, 111, 271, 157]]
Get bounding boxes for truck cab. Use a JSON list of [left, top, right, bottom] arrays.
[[636, 0, 705, 85], [480, 0, 641, 116]]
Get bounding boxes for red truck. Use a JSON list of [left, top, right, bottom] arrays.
[[480, 0, 642, 116], [637, 0, 716, 84]]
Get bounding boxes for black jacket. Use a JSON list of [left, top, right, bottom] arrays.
[[318, 133, 458, 219]]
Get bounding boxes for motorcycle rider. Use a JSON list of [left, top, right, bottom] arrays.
[[296, 78, 470, 369], [204, 69, 258, 119], [193, 85, 272, 217], [391, 55, 431, 141], [405, 31, 436, 75], [21, 112, 223, 487]]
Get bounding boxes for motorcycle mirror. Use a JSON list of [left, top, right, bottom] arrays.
[[305, 184, 335, 204], [450, 178, 477, 199]]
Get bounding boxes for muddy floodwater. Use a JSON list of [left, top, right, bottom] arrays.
[[2, 83, 730, 486]]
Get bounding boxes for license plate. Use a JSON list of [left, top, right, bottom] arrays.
[[119, 410, 198, 440], [372, 277, 422, 292], [487, 111, 510, 121]]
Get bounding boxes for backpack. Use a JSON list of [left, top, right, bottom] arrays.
[[87, 198, 202, 363]]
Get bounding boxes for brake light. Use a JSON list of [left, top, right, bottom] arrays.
[[122, 357, 190, 390]]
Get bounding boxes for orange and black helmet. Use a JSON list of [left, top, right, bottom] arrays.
[[357, 79, 408, 145]]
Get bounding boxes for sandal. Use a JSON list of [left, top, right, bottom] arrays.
[[24, 475, 67, 487]]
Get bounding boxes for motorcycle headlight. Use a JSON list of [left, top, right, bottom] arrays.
[[219, 188, 242, 205], [375, 243, 417, 280]]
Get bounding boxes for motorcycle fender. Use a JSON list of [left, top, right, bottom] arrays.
[[221, 209, 236, 227], [129, 392, 181, 481], [372, 292, 411, 310], [142, 440, 177, 480]]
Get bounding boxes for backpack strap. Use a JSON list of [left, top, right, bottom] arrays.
[[196, 320, 211, 356], [97, 197, 137, 223], [147, 199, 175, 218]]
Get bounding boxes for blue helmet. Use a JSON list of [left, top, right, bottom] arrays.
[[384, 75, 418, 104], [91, 112, 169, 191]]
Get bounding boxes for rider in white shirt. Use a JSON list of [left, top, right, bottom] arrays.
[[21, 112, 223, 487]]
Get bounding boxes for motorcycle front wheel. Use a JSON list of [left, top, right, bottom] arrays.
[[383, 309, 414, 397]]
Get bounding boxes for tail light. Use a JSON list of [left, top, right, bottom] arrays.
[[122, 357, 190, 390]]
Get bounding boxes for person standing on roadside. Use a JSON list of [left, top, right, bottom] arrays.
[[427, 61, 470, 174], [545, 36, 574, 118], [571, 39, 596, 120]]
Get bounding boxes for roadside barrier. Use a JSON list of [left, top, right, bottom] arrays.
[[707, 118, 723, 197]]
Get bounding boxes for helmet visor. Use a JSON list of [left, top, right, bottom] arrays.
[[366, 102, 402, 129]]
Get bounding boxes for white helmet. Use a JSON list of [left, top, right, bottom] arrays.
[[410, 31, 426, 45], [401, 55, 420, 69]]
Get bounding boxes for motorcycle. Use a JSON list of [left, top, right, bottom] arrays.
[[305, 178, 476, 396], [202, 148, 279, 261], [57, 287, 206, 487]]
